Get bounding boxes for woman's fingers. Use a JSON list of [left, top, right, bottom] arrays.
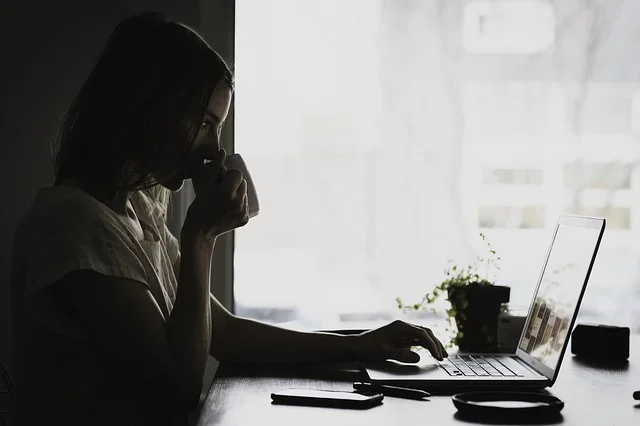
[[391, 321, 443, 361], [415, 328, 443, 361], [235, 179, 248, 202], [422, 326, 448, 358], [192, 149, 227, 195], [221, 169, 243, 195]]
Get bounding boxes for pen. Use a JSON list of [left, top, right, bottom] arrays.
[[353, 382, 430, 400], [634, 391, 640, 401]]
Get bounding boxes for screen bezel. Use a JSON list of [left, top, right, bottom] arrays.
[[515, 215, 605, 385]]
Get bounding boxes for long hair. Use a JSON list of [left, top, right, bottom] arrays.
[[52, 12, 234, 220]]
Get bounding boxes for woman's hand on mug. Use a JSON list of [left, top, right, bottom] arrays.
[[184, 149, 249, 239]]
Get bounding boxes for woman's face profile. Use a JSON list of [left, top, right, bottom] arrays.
[[161, 82, 233, 192]]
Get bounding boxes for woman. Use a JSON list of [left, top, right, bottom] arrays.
[[10, 12, 446, 425]]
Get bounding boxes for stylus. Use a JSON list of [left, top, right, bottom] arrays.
[[633, 390, 640, 401], [353, 382, 430, 400]]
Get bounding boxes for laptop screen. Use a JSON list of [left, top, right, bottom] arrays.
[[518, 221, 602, 371]]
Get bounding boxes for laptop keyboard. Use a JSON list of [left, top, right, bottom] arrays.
[[437, 355, 522, 377]]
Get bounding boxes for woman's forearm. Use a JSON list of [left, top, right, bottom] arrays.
[[165, 230, 214, 407], [213, 315, 360, 364]]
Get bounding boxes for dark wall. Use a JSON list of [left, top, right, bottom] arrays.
[[0, 0, 202, 373]]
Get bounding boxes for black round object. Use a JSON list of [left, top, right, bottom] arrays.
[[452, 391, 564, 420]]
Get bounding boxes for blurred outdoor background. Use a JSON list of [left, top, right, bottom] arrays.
[[233, 0, 640, 336]]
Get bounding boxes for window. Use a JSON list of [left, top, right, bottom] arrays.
[[478, 205, 546, 229], [235, 0, 640, 333], [562, 162, 635, 230], [464, 84, 557, 133], [633, 90, 640, 134], [565, 86, 635, 134], [463, 0, 555, 54], [482, 169, 544, 185], [569, 206, 630, 229], [563, 162, 634, 190]]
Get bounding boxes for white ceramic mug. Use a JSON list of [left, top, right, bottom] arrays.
[[224, 153, 260, 218]]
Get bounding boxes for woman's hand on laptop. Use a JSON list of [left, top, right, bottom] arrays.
[[355, 320, 447, 363]]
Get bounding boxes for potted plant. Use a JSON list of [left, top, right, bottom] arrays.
[[396, 233, 510, 352]]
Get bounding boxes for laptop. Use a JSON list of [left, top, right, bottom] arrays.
[[364, 215, 606, 391]]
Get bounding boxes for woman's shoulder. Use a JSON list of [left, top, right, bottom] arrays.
[[30, 185, 112, 220], [16, 186, 120, 241], [11, 186, 129, 279]]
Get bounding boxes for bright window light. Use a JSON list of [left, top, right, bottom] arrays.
[[463, 0, 555, 54], [234, 0, 640, 333]]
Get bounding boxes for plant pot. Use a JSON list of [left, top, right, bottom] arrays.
[[448, 284, 510, 352]]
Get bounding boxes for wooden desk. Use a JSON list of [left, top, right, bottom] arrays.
[[198, 336, 640, 426]]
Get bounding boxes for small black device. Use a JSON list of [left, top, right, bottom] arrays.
[[270, 389, 383, 409], [571, 324, 629, 361], [353, 382, 430, 400], [633, 390, 640, 401]]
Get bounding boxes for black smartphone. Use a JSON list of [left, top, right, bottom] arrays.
[[271, 388, 383, 409]]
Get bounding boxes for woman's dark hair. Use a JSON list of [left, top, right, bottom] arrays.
[[53, 11, 234, 213]]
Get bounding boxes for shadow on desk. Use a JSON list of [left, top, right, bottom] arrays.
[[215, 361, 364, 382], [569, 356, 629, 372], [453, 412, 564, 425]]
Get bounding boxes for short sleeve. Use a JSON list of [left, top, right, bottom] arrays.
[[25, 208, 149, 297], [20, 198, 150, 340]]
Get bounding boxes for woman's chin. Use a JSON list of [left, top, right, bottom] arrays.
[[161, 177, 185, 192]]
